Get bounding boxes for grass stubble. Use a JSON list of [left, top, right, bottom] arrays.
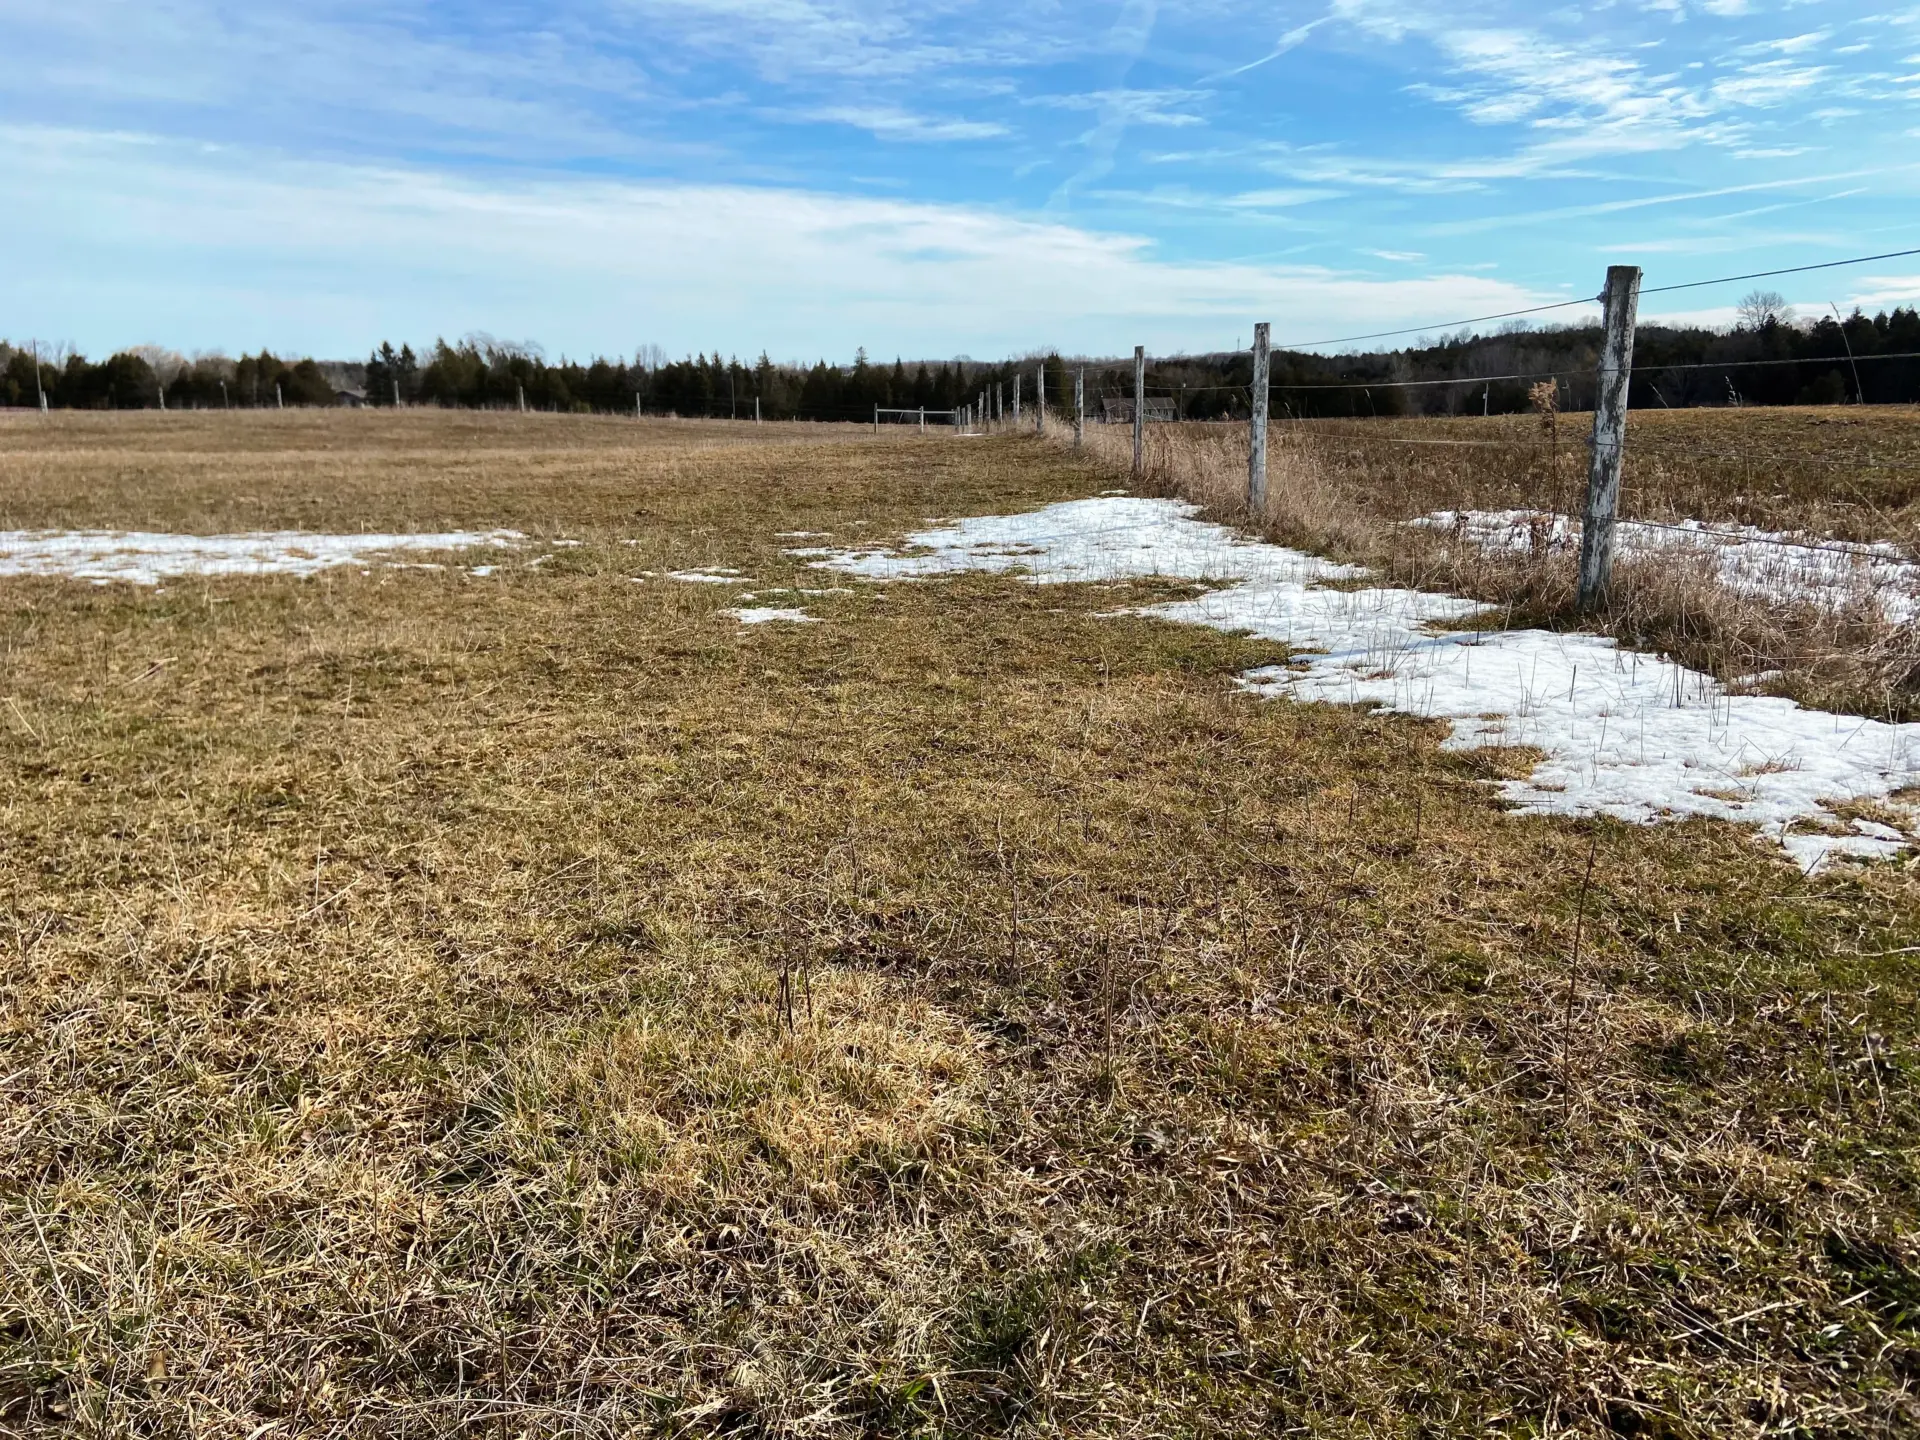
[[0, 410, 1918, 1436]]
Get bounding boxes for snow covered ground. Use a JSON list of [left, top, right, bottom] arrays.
[[0, 529, 523, 585], [803, 497, 1920, 872], [724, 606, 817, 624], [1416, 509, 1920, 621]]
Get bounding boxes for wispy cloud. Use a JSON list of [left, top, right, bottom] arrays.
[[0, 126, 1562, 359], [806, 106, 1007, 141]]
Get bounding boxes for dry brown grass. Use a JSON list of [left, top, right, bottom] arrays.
[[1075, 407, 1920, 718], [3, 410, 1920, 1437]]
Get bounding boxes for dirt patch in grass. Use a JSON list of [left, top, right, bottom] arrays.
[[3, 411, 1920, 1435]]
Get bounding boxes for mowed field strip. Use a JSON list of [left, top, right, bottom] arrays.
[[3, 410, 1920, 1436]]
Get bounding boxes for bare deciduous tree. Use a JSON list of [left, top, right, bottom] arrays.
[[1737, 289, 1795, 331]]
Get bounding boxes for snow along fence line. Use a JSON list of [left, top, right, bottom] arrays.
[[788, 496, 1920, 874]]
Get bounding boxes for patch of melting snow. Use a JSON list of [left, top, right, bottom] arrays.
[[666, 569, 747, 584], [803, 496, 1920, 872], [1418, 509, 1920, 622], [0, 529, 524, 586], [726, 606, 817, 625]]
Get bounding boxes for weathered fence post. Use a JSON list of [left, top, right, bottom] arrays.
[[276, 383, 284, 410], [873, 403, 879, 436], [996, 383, 1003, 422], [919, 406, 926, 433], [1035, 367, 1045, 435], [1073, 368, 1084, 449], [1577, 265, 1642, 612], [1248, 322, 1270, 513], [1132, 346, 1145, 480], [1013, 373, 1021, 422], [517, 383, 525, 413]]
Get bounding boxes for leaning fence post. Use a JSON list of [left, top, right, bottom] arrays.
[[1074, 369, 1084, 449], [1248, 322, 1270, 513], [1132, 346, 1145, 479], [276, 383, 284, 409], [1578, 265, 1642, 612]]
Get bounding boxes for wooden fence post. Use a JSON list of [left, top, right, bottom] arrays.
[[873, 403, 879, 436], [1035, 367, 1045, 435], [919, 406, 926, 433], [1012, 373, 1021, 422], [1577, 265, 1642, 612], [276, 383, 284, 410], [1248, 322, 1270, 512], [397, 379, 403, 408], [1132, 346, 1145, 480], [755, 396, 761, 423], [1074, 369, 1084, 449]]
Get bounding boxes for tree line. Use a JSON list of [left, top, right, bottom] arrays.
[[6, 302, 1916, 416], [1110, 301, 1920, 420]]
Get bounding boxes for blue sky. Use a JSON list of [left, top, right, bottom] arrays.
[[3, 0, 1917, 361]]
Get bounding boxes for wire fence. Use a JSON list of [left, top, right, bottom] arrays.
[[939, 246, 1920, 589]]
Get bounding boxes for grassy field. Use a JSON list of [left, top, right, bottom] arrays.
[[3, 410, 1920, 1437]]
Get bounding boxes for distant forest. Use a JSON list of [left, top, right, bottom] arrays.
[[4, 304, 1916, 418]]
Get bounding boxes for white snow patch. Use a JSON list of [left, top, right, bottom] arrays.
[[0, 530, 524, 586], [808, 497, 1920, 872], [1418, 509, 1920, 621], [726, 606, 817, 625], [666, 570, 747, 584]]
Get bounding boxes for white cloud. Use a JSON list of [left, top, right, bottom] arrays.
[[806, 106, 1007, 141], [1220, 187, 1344, 209], [0, 126, 1563, 361], [1844, 274, 1920, 308], [1030, 88, 1211, 127], [1711, 61, 1829, 107]]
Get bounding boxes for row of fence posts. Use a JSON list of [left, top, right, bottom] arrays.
[[948, 264, 1640, 611]]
